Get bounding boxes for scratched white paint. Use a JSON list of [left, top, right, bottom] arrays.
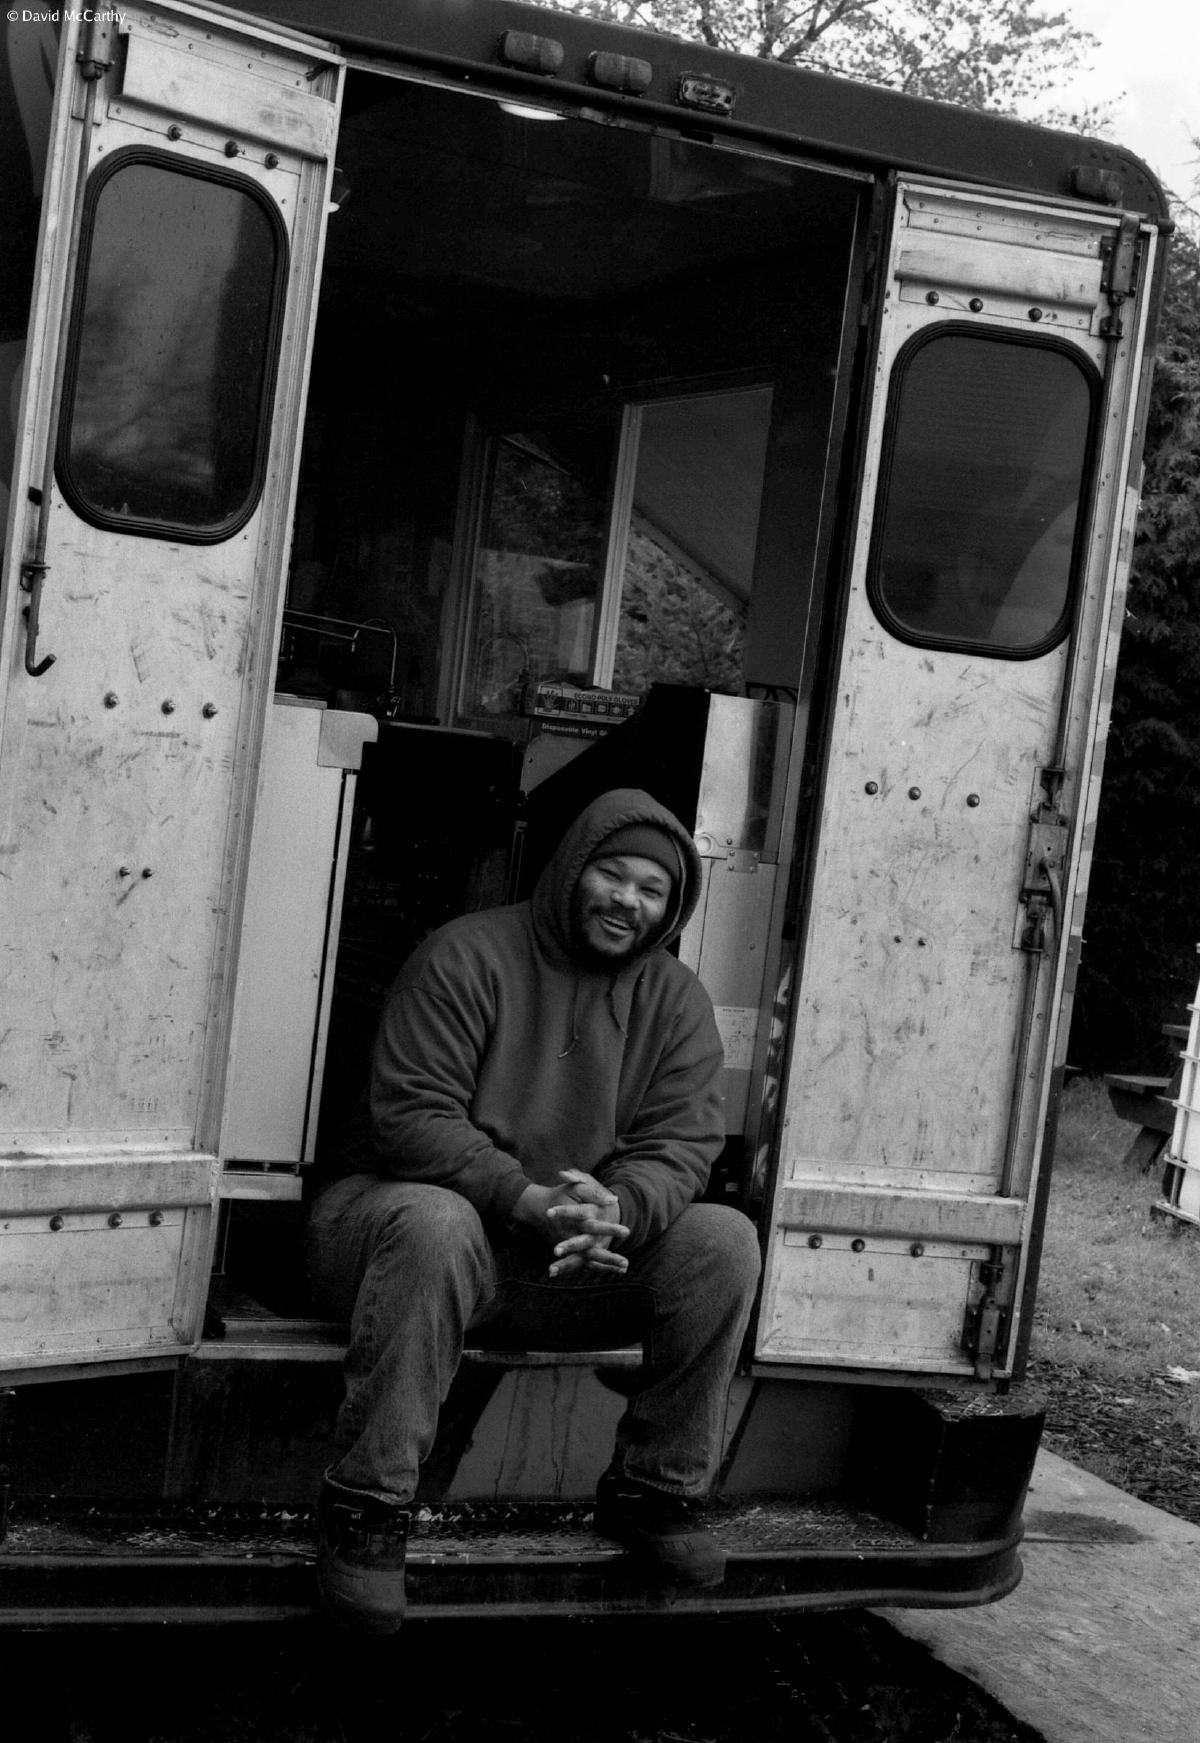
[[782, 632, 1063, 1193], [0, 513, 258, 1140]]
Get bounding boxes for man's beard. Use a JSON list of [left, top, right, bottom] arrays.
[[569, 893, 656, 965]]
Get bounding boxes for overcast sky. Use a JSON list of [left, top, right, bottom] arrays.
[[1057, 0, 1199, 198]]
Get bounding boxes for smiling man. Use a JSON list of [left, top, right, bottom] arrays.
[[572, 822, 677, 961], [307, 788, 761, 1633]]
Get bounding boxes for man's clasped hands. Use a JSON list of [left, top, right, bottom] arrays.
[[512, 1167, 630, 1276]]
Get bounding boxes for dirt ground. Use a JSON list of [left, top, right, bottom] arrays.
[[1032, 1353, 1200, 1525]]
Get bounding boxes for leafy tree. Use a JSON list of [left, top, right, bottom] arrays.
[[555, 0, 1105, 122], [1071, 219, 1200, 1071]]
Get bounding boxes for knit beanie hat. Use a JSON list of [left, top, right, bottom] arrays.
[[588, 822, 682, 888]]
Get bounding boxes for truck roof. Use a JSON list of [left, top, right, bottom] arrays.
[[254, 0, 1168, 223]]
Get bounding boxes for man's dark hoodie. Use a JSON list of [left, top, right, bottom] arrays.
[[359, 788, 724, 1249]]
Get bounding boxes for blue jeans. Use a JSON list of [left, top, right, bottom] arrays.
[[306, 1176, 761, 1505]]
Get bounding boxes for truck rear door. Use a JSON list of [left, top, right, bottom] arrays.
[[757, 181, 1156, 1379], [0, 4, 342, 1378]]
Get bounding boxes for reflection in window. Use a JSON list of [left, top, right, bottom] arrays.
[[612, 388, 767, 693], [59, 154, 284, 539], [461, 433, 610, 719], [613, 528, 744, 694], [870, 332, 1096, 654]]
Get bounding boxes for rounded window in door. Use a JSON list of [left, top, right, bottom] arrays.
[[868, 326, 1100, 657], [57, 149, 287, 542]]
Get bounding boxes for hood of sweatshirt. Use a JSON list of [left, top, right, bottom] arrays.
[[529, 787, 702, 972]]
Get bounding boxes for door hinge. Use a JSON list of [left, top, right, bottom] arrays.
[[77, 16, 117, 82], [962, 1255, 1012, 1380], [1099, 216, 1141, 339]]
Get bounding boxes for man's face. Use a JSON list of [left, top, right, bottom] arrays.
[[573, 853, 673, 962]]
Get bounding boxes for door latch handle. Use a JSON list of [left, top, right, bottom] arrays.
[[20, 561, 56, 677], [1015, 806, 1068, 952]]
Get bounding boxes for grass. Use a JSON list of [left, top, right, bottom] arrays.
[[1032, 1074, 1200, 1434]]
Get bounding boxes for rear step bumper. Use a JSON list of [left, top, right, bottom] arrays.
[[0, 1499, 1022, 1625]]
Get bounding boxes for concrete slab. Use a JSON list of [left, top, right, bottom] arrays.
[[886, 1450, 1200, 1743]]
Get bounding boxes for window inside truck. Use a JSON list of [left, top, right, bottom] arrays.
[[459, 427, 614, 723], [611, 387, 769, 694], [458, 385, 767, 722], [57, 151, 286, 541], [868, 329, 1098, 656]]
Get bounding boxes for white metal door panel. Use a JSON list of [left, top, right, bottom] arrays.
[[221, 699, 375, 1173], [757, 182, 1156, 1375], [773, 1231, 992, 1368], [0, 5, 342, 1371], [778, 645, 1064, 1196]]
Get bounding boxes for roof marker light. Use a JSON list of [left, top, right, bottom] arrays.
[[588, 52, 652, 96], [1070, 165, 1124, 206], [677, 72, 737, 116], [497, 31, 564, 76]]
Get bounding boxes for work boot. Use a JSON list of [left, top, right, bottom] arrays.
[[316, 1474, 409, 1634], [593, 1470, 726, 1589]]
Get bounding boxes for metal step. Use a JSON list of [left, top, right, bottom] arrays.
[[0, 1496, 1022, 1625]]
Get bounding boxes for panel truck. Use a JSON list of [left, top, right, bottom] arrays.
[[0, 0, 1168, 1623]]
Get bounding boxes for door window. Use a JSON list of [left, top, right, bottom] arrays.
[[868, 329, 1098, 656], [57, 150, 287, 542]]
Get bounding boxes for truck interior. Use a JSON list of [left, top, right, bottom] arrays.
[[233, 70, 868, 1302]]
